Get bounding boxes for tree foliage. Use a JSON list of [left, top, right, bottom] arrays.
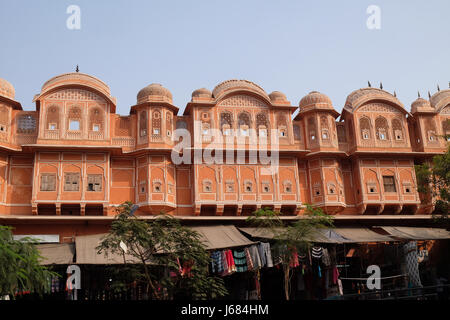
[[247, 204, 334, 300], [0, 225, 59, 298], [415, 145, 450, 220], [96, 202, 228, 300]]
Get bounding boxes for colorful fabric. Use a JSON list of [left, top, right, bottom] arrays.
[[244, 247, 254, 271], [332, 266, 339, 284], [225, 250, 236, 274], [233, 249, 248, 272], [290, 248, 300, 268], [210, 251, 224, 274]]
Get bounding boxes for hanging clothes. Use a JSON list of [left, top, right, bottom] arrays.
[[210, 251, 224, 274], [257, 242, 273, 267], [244, 247, 254, 271], [233, 249, 248, 272], [332, 265, 340, 285], [248, 245, 262, 269], [289, 247, 300, 268], [403, 241, 422, 288], [221, 250, 229, 276], [321, 248, 331, 266], [311, 246, 323, 259], [224, 250, 236, 274]]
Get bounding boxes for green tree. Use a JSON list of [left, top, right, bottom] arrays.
[[247, 204, 334, 300], [0, 225, 59, 299], [415, 145, 450, 222], [97, 201, 228, 300]]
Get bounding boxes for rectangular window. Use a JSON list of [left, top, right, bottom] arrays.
[[93, 124, 100, 132], [87, 174, 102, 192], [64, 172, 80, 191], [49, 123, 57, 130], [40, 174, 56, 191], [69, 120, 80, 131], [383, 176, 396, 192]]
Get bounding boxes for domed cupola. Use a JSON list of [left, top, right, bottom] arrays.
[[299, 91, 336, 113], [0, 78, 15, 100], [411, 97, 434, 114], [137, 83, 173, 104], [269, 91, 289, 104]]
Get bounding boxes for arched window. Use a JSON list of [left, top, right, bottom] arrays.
[[443, 119, 450, 141], [293, 124, 301, 140], [220, 112, 233, 135], [424, 117, 437, 142], [238, 112, 251, 136], [202, 179, 213, 192], [0, 106, 9, 133], [320, 116, 330, 141], [17, 115, 36, 134], [307, 117, 317, 142], [166, 112, 172, 137], [277, 113, 288, 138], [375, 116, 389, 140], [256, 112, 269, 137], [46, 105, 60, 131], [244, 180, 253, 192], [359, 117, 371, 140], [283, 180, 292, 193], [89, 107, 103, 132], [68, 106, 82, 131], [139, 111, 147, 137], [152, 110, 161, 136], [392, 118, 403, 141]]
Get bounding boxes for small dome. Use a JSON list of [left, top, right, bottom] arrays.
[[411, 97, 433, 114], [0, 78, 15, 100], [299, 91, 333, 109], [192, 88, 212, 99], [269, 91, 287, 103], [137, 83, 173, 104]]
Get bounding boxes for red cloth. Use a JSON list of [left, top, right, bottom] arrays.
[[289, 248, 300, 268], [332, 266, 340, 284], [225, 250, 236, 273]]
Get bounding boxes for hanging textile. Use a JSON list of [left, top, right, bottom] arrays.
[[233, 250, 248, 272], [244, 247, 254, 271], [248, 245, 262, 269], [289, 247, 300, 268], [224, 250, 236, 274], [311, 246, 323, 259], [221, 250, 229, 275], [257, 242, 273, 267], [322, 248, 331, 266], [403, 241, 422, 287], [210, 251, 224, 274]]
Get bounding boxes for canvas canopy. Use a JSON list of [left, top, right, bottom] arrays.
[[333, 228, 394, 243], [239, 227, 393, 243], [75, 233, 142, 264], [75, 225, 255, 264], [376, 227, 450, 240], [37, 243, 75, 265], [190, 225, 256, 250]]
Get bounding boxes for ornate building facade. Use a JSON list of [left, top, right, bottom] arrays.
[[0, 73, 449, 240]]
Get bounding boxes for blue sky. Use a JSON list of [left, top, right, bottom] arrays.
[[0, 0, 449, 115]]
